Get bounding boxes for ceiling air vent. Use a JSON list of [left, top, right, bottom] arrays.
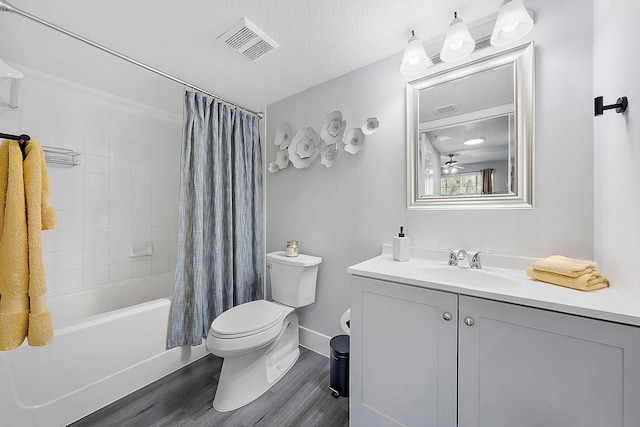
[[218, 18, 279, 61], [433, 104, 458, 115]]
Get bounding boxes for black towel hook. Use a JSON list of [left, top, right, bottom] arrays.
[[594, 96, 628, 116]]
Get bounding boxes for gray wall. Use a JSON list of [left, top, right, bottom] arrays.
[[266, 0, 595, 337], [594, 0, 640, 295]]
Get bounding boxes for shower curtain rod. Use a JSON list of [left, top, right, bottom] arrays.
[[0, 1, 264, 119]]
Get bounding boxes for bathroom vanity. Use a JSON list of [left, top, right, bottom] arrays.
[[348, 248, 640, 427]]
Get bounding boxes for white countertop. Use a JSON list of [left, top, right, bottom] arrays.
[[347, 246, 640, 327]]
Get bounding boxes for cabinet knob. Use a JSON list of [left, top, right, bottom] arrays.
[[464, 317, 475, 327], [442, 312, 453, 321]]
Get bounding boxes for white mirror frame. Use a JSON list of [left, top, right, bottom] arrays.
[[407, 42, 535, 210]]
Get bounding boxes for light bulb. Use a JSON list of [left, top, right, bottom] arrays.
[[449, 40, 464, 50], [490, 0, 534, 46], [440, 13, 475, 63], [502, 22, 519, 33]]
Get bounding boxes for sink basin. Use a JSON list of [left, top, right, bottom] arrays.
[[417, 265, 518, 288]]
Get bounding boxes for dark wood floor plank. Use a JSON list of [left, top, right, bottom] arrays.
[[70, 348, 348, 427]]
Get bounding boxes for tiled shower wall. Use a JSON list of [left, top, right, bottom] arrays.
[[1, 64, 182, 295]]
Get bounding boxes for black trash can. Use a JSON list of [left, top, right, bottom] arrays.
[[329, 334, 350, 398]]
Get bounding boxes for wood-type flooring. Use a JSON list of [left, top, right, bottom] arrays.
[[70, 347, 349, 427]]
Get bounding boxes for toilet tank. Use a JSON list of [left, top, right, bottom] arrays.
[[267, 251, 322, 308]]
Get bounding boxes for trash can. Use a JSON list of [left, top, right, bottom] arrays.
[[329, 334, 350, 398]]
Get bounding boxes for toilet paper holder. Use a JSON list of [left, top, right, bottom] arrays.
[[340, 309, 351, 336]]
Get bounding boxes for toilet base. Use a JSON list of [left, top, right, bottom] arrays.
[[213, 313, 300, 412]]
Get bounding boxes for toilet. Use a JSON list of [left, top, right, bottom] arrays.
[[206, 250, 322, 412]]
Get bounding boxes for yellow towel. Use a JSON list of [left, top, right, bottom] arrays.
[[0, 140, 30, 350], [548, 255, 597, 269], [0, 139, 56, 350], [24, 140, 56, 346], [526, 267, 609, 291], [531, 257, 594, 278]]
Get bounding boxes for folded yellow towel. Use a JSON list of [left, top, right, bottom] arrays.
[[526, 267, 609, 291], [0, 140, 30, 350], [531, 258, 594, 278], [548, 255, 597, 269]]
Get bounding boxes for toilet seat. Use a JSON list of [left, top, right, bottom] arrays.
[[210, 300, 287, 339]]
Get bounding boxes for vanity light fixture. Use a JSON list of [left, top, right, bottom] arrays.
[[594, 96, 629, 116], [440, 12, 475, 63], [490, 0, 534, 46], [463, 138, 485, 145], [400, 30, 433, 75], [399, 1, 534, 75]]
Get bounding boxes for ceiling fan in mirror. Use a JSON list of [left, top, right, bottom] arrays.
[[442, 154, 464, 174]]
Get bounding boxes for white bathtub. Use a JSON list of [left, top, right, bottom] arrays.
[[0, 272, 208, 427]]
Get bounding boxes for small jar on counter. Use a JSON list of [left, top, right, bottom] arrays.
[[286, 240, 299, 257]]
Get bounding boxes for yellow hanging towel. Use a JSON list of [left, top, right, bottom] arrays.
[[0, 139, 56, 350]]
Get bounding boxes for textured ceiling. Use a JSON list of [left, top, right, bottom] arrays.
[[0, 0, 500, 115]]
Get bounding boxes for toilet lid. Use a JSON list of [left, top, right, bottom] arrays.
[[211, 300, 286, 337]]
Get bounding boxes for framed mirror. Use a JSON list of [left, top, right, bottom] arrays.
[[407, 42, 534, 210]]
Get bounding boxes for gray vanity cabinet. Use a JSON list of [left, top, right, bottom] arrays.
[[350, 275, 458, 427], [457, 295, 640, 427], [351, 275, 640, 427]]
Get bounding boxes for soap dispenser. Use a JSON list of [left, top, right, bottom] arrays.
[[393, 226, 410, 261]]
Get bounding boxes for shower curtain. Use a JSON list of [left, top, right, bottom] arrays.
[[167, 91, 264, 348]]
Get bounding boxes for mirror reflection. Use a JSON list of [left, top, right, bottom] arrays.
[[407, 43, 534, 209]]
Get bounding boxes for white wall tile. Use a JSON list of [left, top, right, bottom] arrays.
[[131, 227, 152, 243], [109, 175, 132, 194], [131, 259, 152, 278], [110, 211, 131, 229], [54, 229, 83, 252], [84, 247, 109, 267], [12, 65, 181, 298], [132, 178, 151, 194], [132, 194, 152, 212], [84, 228, 109, 248], [57, 210, 84, 230], [109, 228, 130, 247], [109, 193, 132, 211], [84, 135, 109, 157], [53, 269, 83, 293], [84, 192, 109, 212], [51, 190, 83, 211], [84, 265, 108, 286], [84, 210, 109, 229], [152, 226, 170, 243], [132, 210, 152, 228], [54, 249, 84, 271], [83, 154, 109, 175], [132, 161, 152, 179], [151, 257, 170, 274], [109, 157, 132, 177], [109, 262, 131, 282], [84, 173, 109, 192]]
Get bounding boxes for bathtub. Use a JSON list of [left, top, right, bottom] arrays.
[[0, 272, 208, 427]]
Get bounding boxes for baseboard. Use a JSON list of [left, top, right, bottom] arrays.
[[298, 326, 330, 358]]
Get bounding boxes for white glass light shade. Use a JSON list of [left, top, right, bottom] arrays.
[[400, 32, 433, 75], [440, 16, 475, 63], [490, 0, 534, 46]]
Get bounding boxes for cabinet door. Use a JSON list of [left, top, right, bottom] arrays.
[[458, 295, 640, 427], [350, 276, 458, 427]]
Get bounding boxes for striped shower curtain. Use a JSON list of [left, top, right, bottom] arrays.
[[167, 91, 264, 348]]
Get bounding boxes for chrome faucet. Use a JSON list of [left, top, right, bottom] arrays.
[[456, 249, 469, 265], [469, 250, 493, 269], [439, 247, 458, 266], [440, 247, 493, 269]]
